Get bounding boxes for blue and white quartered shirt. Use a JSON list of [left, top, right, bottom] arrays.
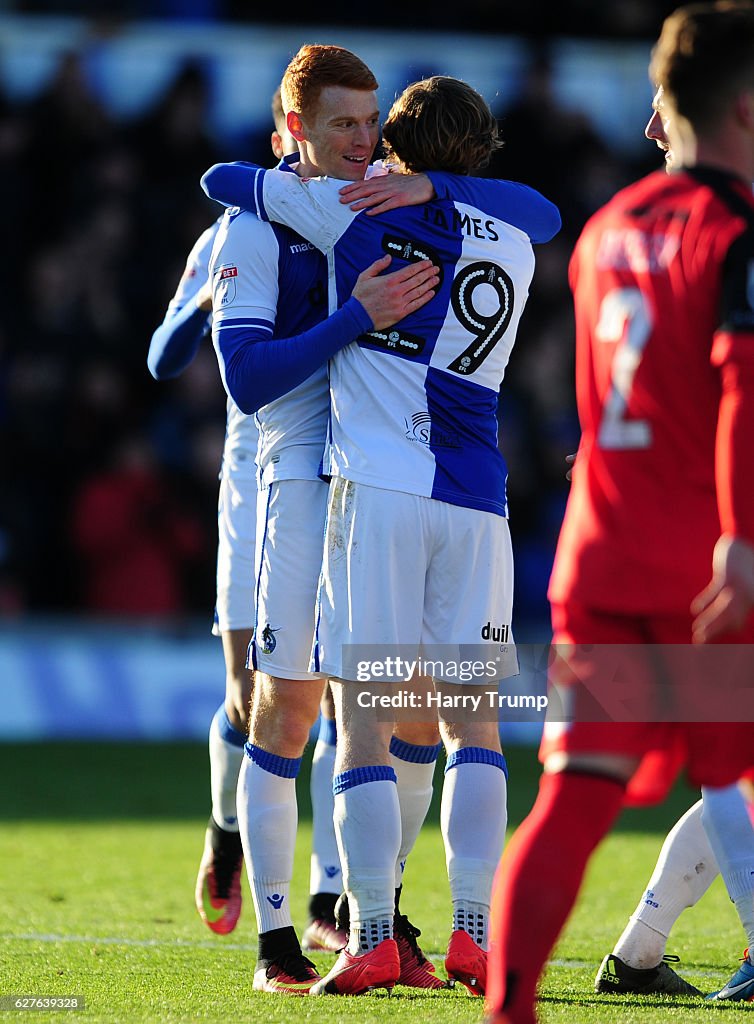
[[147, 217, 259, 482], [204, 164, 560, 513], [208, 159, 337, 486]]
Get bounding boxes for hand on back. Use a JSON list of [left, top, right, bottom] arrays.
[[339, 173, 434, 215], [352, 254, 439, 331]]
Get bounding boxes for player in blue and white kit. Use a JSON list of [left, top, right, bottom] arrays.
[[202, 74, 560, 996], [148, 213, 254, 937], [206, 48, 442, 995], [148, 91, 403, 947]]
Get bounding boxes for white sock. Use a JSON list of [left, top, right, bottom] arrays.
[[333, 767, 400, 954], [702, 783, 754, 952], [614, 799, 717, 968], [390, 736, 440, 887], [209, 704, 246, 832], [309, 716, 342, 896], [441, 748, 508, 950], [238, 742, 300, 934]]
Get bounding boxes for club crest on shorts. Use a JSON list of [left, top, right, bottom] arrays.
[[258, 623, 279, 655]]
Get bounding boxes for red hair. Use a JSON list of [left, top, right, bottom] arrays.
[[281, 44, 378, 122]]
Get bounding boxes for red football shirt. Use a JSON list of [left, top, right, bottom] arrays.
[[549, 166, 754, 613]]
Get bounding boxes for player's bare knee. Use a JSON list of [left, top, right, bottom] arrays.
[[333, 686, 393, 769], [276, 710, 314, 754], [337, 729, 393, 772], [250, 675, 324, 756], [393, 721, 441, 747], [439, 716, 500, 755], [250, 704, 311, 756]]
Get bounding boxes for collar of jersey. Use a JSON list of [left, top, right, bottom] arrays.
[[675, 163, 751, 192], [280, 153, 300, 173]]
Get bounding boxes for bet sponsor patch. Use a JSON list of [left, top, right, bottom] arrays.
[[215, 264, 238, 306]]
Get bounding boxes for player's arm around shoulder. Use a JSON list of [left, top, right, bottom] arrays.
[[202, 160, 351, 252], [425, 172, 561, 243], [336, 170, 560, 244], [201, 160, 262, 211], [338, 171, 435, 215]]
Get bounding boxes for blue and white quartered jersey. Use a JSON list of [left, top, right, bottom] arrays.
[[164, 220, 218, 320], [209, 195, 329, 487], [206, 166, 560, 516], [151, 218, 259, 482]]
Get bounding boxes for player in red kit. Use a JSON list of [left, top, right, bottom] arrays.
[[591, 84, 754, 1001], [486, 3, 754, 1022]]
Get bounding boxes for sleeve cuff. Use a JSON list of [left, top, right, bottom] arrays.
[[341, 295, 375, 333]]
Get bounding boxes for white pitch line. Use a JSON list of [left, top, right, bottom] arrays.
[[0, 933, 258, 952], [0, 934, 729, 978]]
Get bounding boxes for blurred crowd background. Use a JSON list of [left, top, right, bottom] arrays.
[[0, 3, 674, 632]]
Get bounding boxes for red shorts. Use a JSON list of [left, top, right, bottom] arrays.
[[541, 602, 754, 806]]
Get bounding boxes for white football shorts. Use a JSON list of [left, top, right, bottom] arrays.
[[212, 473, 257, 635], [311, 478, 518, 683], [251, 478, 329, 679]]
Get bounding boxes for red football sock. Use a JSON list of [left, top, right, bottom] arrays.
[[486, 770, 626, 1023]]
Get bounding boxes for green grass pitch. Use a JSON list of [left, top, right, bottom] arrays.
[[0, 742, 746, 1022]]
